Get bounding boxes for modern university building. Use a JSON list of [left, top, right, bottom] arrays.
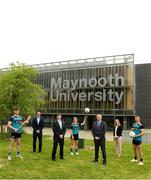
[[32, 54, 141, 130]]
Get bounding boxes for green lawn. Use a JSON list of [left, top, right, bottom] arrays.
[[0, 133, 151, 179]]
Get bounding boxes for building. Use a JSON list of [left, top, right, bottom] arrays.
[[33, 54, 135, 129]]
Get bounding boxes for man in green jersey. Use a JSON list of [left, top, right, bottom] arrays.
[[7, 108, 28, 160]]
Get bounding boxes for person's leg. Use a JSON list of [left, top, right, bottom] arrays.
[[70, 138, 74, 154], [52, 137, 58, 160], [33, 131, 37, 152], [38, 133, 42, 152], [16, 138, 23, 158], [94, 142, 99, 161], [100, 141, 106, 164], [131, 144, 137, 161], [59, 138, 64, 159], [117, 137, 122, 156], [137, 144, 143, 162], [115, 138, 118, 155], [75, 140, 79, 155], [8, 138, 15, 160]]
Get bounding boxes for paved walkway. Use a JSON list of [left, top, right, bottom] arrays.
[[24, 127, 113, 141]]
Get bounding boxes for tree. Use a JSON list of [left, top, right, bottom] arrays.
[[0, 62, 46, 137]]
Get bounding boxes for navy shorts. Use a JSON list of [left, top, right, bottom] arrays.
[[132, 140, 142, 145], [10, 132, 22, 139], [71, 134, 79, 141]]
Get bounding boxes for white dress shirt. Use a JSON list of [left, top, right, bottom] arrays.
[[57, 119, 62, 129], [37, 117, 40, 124]]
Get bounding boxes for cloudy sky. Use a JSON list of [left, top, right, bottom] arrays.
[[0, 0, 151, 68]]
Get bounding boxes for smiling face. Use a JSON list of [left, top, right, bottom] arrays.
[[36, 111, 41, 117], [73, 116, 78, 123], [14, 109, 20, 115], [135, 115, 140, 123], [96, 114, 102, 121]]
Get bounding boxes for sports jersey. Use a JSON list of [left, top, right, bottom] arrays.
[[10, 115, 24, 134], [132, 122, 144, 142], [71, 123, 80, 135]]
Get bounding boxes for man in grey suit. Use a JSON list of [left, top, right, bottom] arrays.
[[92, 114, 107, 165]]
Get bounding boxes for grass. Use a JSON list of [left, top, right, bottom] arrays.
[[0, 133, 151, 179]]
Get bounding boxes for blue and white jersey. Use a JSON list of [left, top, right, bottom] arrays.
[[132, 122, 144, 142], [71, 123, 80, 135]]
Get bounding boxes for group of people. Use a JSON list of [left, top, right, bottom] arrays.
[[7, 108, 144, 166]]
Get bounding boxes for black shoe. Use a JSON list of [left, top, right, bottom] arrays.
[[52, 158, 56, 161], [60, 157, 64, 160], [102, 161, 106, 165], [92, 160, 98, 162], [33, 150, 36, 152]]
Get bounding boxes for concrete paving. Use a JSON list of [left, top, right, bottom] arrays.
[[24, 127, 151, 143]]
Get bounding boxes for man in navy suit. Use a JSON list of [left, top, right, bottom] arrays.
[[52, 114, 66, 161], [32, 111, 44, 153], [92, 114, 107, 165]]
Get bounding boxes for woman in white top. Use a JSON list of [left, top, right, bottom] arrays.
[[113, 119, 123, 157]]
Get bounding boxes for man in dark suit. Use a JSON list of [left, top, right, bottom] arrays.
[[92, 114, 107, 165], [52, 114, 66, 161], [32, 111, 44, 153]]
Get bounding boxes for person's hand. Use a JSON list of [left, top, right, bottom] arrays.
[[13, 128, 18, 133], [95, 136, 99, 140], [36, 130, 40, 134], [59, 135, 63, 139]]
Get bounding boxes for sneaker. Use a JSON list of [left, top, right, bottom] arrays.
[[138, 161, 144, 165], [70, 152, 73, 156], [17, 154, 23, 159], [117, 154, 121, 157], [75, 152, 79, 155], [8, 156, 12, 161], [131, 159, 138, 162]]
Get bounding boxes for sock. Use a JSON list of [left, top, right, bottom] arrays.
[[8, 152, 11, 156], [70, 148, 73, 153], [17, 152, 20, 155], [134, 156, 137, 160], [75, 148, 78, 152], [140, 158, 143, 162]]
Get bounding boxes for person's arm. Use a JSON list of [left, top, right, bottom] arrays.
[[41, 118, 44, 129], [81, 116, 88, 126], [134, 125, 144, 138], [32, 119, 35, 129], [91, 122, 95, 138], [52, 121, 59, 137], [7, 120, 17, 133]]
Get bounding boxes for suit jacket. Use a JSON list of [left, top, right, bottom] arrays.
[[92, 121, 107, 142], [52, 120, 66, 138], [32, 117, 44, 134], [113, 126, 122, 137]]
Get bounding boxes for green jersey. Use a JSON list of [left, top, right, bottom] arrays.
[[10, 115, 24, 134]]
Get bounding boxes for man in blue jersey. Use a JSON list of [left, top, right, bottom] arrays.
[[7, 108, 27, 160], [131, 115, 144, 165]]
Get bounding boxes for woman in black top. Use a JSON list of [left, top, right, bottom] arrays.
[[113, 119, 123, 157]]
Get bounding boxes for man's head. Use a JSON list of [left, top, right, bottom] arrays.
[[14, 108, 20, 115], [36, 111, 41, 117], [56, 114, 62, 120], [96, 114, 102, 121], [135, 115, 141, 123]]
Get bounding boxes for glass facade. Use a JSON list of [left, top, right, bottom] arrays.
[[34, 54, 135, 118]]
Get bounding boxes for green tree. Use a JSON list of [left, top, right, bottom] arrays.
[[0, 62, 45, 137]]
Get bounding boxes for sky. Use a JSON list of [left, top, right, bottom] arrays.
[[0, 0, 151, 68]]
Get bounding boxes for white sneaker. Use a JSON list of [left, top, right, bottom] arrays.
[[8, 156, 12, 161], [70, 152, 73, 156], [131, 159, 138, 162], [138, 161, 144, 165], [75, 152, 79, 155], [17, 154, 23, 159]]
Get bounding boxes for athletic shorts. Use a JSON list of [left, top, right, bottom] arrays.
[[132, 140, 142, 145], [10, 132, 22, 139], [71, 134, 79, 140]]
